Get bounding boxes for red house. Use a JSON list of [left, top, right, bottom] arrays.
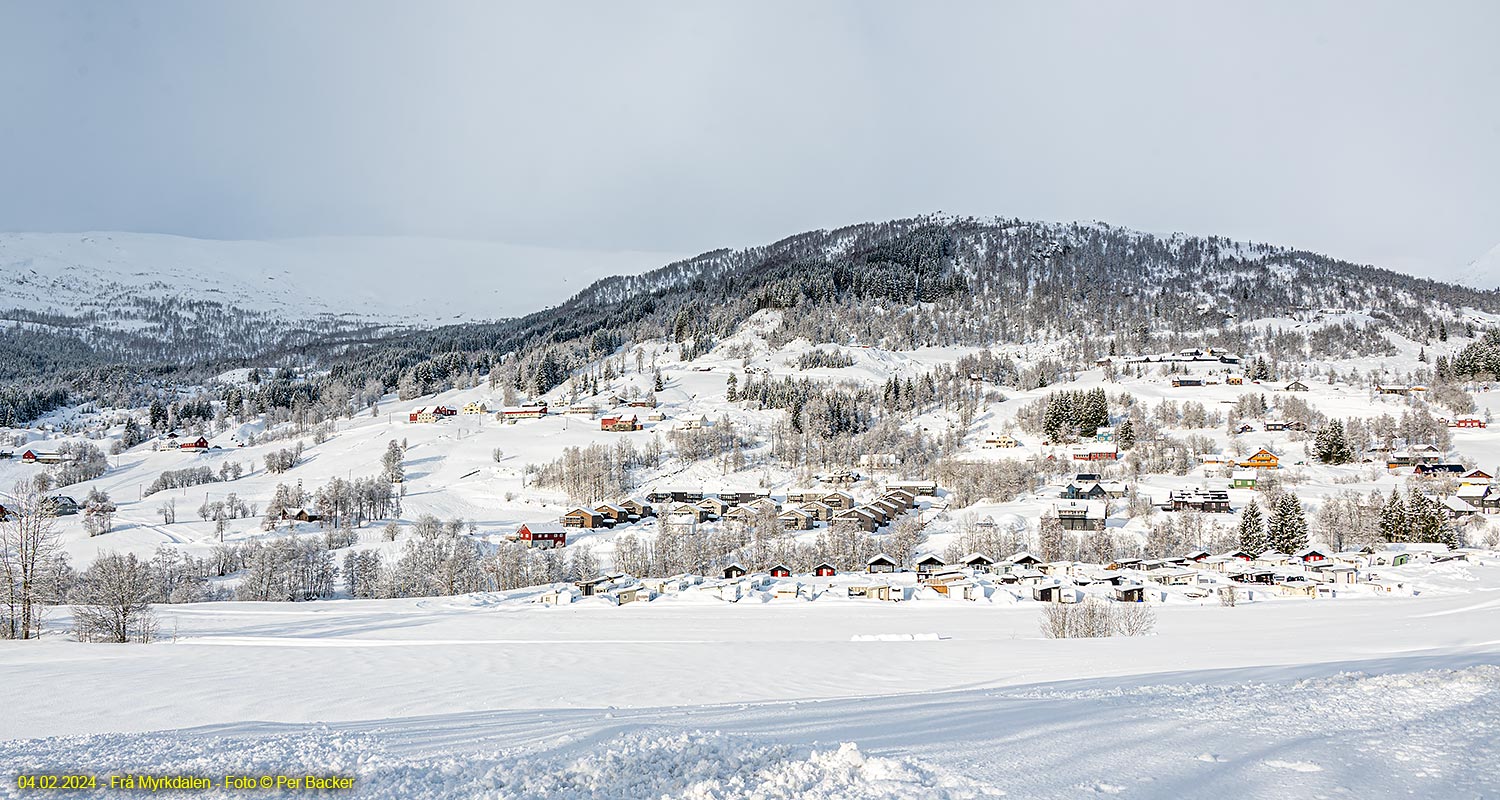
[[179, 436, 209, 451], [600, 414, 640, 432], [517, 522, 567, 549], [1455, 418, 1487, 428], [769, 564, 792, 578], [1294, 548, 1331, 564], [1072, 444, 1119, 462], [813, 562, 837, 577]]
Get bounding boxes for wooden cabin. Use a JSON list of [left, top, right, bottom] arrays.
[[561, 507, 606, 529], [518, 522, 568, 549]]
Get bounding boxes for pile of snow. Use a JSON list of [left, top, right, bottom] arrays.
[[0, 731, 983, 800]]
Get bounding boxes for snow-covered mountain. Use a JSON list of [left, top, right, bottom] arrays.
[[0, 231, 680, 326], [1462, 242, 1500, 290]]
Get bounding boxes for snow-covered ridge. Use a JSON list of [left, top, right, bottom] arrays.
[[0, 232, 681, 327]]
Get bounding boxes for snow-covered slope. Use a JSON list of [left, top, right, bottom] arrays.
[[1461, 241, 1500, 291], [0, 232, 681, 325]]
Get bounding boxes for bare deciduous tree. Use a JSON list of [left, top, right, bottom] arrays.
[[0, 482, 66, 639], [71, 552, 158, 643]]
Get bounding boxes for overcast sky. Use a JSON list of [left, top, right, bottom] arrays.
[[1, 1, 1496, 277]]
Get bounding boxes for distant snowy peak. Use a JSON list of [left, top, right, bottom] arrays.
[[0, 232, 680, 326], [1462, 242, 1500, 291]]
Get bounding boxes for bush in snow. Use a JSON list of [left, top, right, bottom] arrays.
[[1040, 597, 1156, 639], [1218, 586, 1238, 607]]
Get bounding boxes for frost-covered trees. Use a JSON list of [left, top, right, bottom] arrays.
[[52, 441, 107, 486], [1313, 420, 1353, 465], [1237, 500, 1267, 554], [1404, 489, 1450, 545], [381, 440, 404, 484], [1378, 491, 1408, 543], [71, 552, 157, 643], [0, 482, 66, 639], [235, 538, 336, 601], [1375, 489, 1453, 545], [391, 522, 484, 597], [1267, 494, 1308, 554], [1039, 596, 1155, 639], [1037, 514, 1066, 561], [1036, 388, 1109, 442], [531, 442, 640, 504], [82, 488, 116, 537], [343, 550, 384, 599], [264, 443, 304, 474]]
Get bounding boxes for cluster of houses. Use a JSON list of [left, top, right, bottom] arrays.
[[1232, 420, 1306, 434], [403, 398, 703, 432], [409, 405, 459, 423], [1115, 347, 1242, 366], [514, 481, 943, 548], [1445, 469, 1500, 517], [532, 542, 1468, 608]]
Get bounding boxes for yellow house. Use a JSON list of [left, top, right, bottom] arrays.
[[461, 401, 489, 415], [1239, 448, 1280, 470]]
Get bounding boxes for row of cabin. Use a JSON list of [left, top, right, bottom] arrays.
[[559, 498, 655, 530], [828, 487, 923, 533], [499, 403, 548, 421]]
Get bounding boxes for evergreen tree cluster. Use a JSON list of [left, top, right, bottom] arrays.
[[1040, 388, 1110, 442], [1378, 489, 1459, 547]]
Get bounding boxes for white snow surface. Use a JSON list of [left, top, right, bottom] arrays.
[[0, 231, 680, 324], [3, 585, 1500, 798]]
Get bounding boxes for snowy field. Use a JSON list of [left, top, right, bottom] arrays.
[[3, 573, 1499, 798]]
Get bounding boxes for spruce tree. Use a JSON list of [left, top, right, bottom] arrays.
[[1037, 514, 1066, 561], [1115, 419, 1136, 451], [1237, 500, 1268, 555], [1405, 489, 1446, 544], [1268, 493, 1308, 553], [1315, 419, 1353, 465], [1378, 490, 1408, 543], [725, 373, 739, 402]]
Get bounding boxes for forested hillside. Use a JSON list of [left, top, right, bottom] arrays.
[[3, 215, 1494, 424]]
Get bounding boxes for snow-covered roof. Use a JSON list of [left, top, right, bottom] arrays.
[[1443, 497, 1478, 512]]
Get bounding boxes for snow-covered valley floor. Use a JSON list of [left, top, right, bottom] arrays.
[[3, 583, 1499, 799]]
